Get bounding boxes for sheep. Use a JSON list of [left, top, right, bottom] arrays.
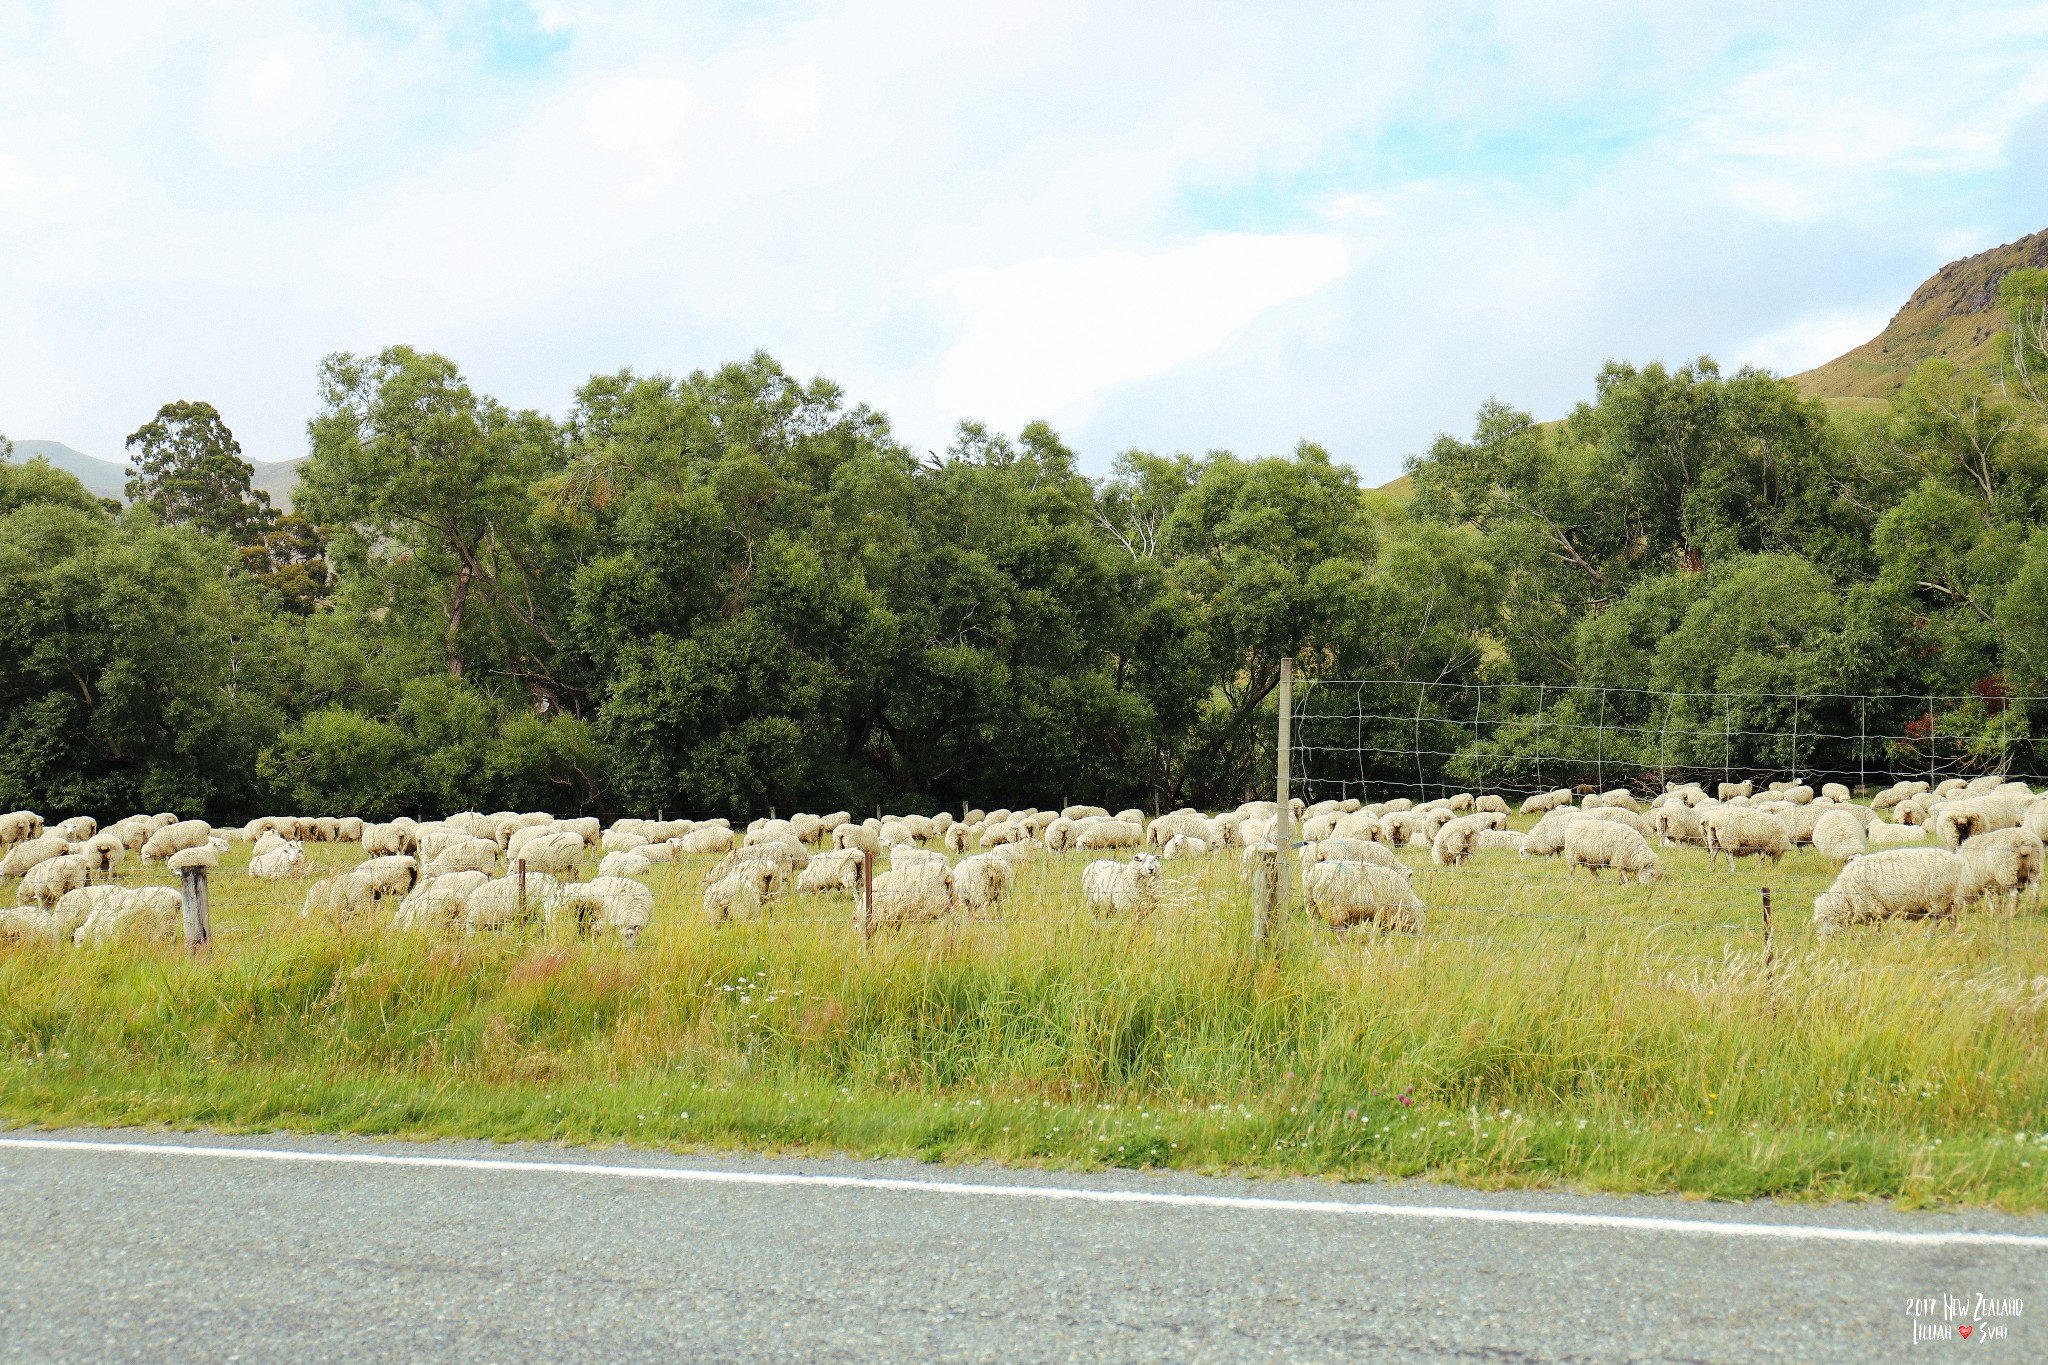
[[1041, 817, 1080, 853], [511, 830, 588, 878], [18, 854, 90, 909], [1867, 820, 1929, 848], [601, 828, 651, 854], [52, 816, 95, 842], [1896, 794, 1935, 826], [1813, 849, 1971, 937], [168, 844, 220, 871], [422, 836, 500, 878], [890, 846, 947, 870], [70, 833, 125, 877], [702, 841, 807, 895], [104, 815, 155, 851], [796, 847, 867, 893], [1378, 810, 1424, 847], [1062, 804, 1108, 821], [1473, 794, 1509, 816], [1872, 780, 1929, 812], [1583, 788, 1641, 813], [1931, 795, 2026, 850], [1300, 810, 1343, 842], [1562, 820, 1662, 884], [1330, 811, 1382, 842], [357, 821, 416, 857], [1471, 829, 1527, 852], [352, 854, 421, 898], [1781, 784, 1815, 805], [702, 863, 775, 923], [139, 820, 211, 863], [0, 881, 107, 945], [1935, 778, 1970, 799], [833, 822, 884, 855], [1820, 782, 1852, 803], [746, 818, 800, 847], [1652, 802, 1706, 848], [249, 840, 310, 879], [675, 825, 736, 855], [1147, 810, 1213, 848], [952, 854, 1012, 918], [1520, 808, 1586, 858], [856, 861, 957, 935], [1520, 789, 1573, 815], [944, 823, 974, 853], [1585, 806, 1654, 838], [0, 835, 68, 878], [1702, 807, 1790, 871], [1209, 812, 1245, 848], [1809, 810, 1868, 869], [1778, 800, 1846, 846], [1717, 781, 1754, 801], [0, 810, 45, 848], [460, 872, 565, 932], [391, 871, 490, 931], [558, 876, 654, 945], [1080, 853, 1163, 918], [1430, 814, 1498, 867], [311, 817, 341, 842], [1958, 828, 2046, 915], [1160, 834, 1209, 860], [598, 850, 654, 879], [72, 887, 184, 948], [1074, 819, 1142, 851], [987, 837, 1044, 865], [1303, 860, 1425, 933]]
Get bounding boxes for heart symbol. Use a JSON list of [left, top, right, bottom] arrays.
[[1960, 1325, 1973, 1339]]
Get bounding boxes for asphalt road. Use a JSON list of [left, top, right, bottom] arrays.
[[2, 1130, 2045, 1363]]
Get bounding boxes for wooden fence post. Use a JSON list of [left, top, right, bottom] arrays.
[[1760, 886, 1774, 970], [516, 857, 529, 927], [179, 864, 211, 951], [1252, 845, 1279, 948], [1261, 656, 1294, 949], [859, 849, 876, 941]]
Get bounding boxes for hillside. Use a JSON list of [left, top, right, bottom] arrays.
[[1792, 228, 2048, 400], [3, 440, 304, 508]]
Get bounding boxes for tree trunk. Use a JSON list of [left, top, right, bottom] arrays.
[[446, 564, 472, 678]]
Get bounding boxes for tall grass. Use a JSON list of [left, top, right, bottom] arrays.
[[3, 825, 2046, 1208]]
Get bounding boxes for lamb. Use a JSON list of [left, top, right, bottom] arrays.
[[461, 872, 566, 932], [391, 871, 490, 930], [248, 840, 310, 879], [1813, 848, 1971, 936], [1303, 860, 1425, 933], [795, 848, 866, 894], [598, 850, 655, 879], [0, 835, 68, 878], [72, 887, 184, 947], [558, 876, 654, 945], [1520, 807, 1587, 858], [511, 830, 588, 877], [18, 854, 90, 909], [1958, 828, 2045, 915], [1809, 810, 1868, 868], [1430, 814, 1499, 867], [857, 861, 957, 935], [1562, 820, 1662, 884], [1080, 853, 1163, 918], [1702, 807, 1790, 870], [1160, 834, 1209, 860], [951, 854, 1013, 918], [139, 820, 212, 863], [1074, 819, 1142, 851], [1520, 789, 1573, 815]]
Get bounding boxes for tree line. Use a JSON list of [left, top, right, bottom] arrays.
[[3, 270, 2046, 820]]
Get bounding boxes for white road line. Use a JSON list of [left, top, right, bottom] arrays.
[[3, 1135, 2043, 1248]]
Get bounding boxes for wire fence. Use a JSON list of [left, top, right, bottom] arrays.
[[1289, 678, 2048, 803]]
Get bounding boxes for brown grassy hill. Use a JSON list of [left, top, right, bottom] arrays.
[[1793, 228, 2048, 400]]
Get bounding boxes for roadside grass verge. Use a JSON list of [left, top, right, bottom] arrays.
[[3, 829, 2045, 1209]]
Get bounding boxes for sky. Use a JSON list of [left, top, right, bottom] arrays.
[[3, 1, 2048, 485]]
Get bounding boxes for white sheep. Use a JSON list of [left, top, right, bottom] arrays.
[[1813, 848, 1970, 936], [0, 835, 68, 878], [890, 846, 947, 870], [391, 871, 490, 930], [1303, 860, 1424, 933], [1161, 834, 1209, 860], [796, 848, 867, 894], [1958, 828, 2045, 915], [598, 850, 655, 880], [558, 876, 654, 945], [1820, 782, 1852, 803], [1652, 802, 1706, 848], [1809, 810, 1868, 869], [1520, 789, 1573, 815], [1300, 837, 1408, 876], [509, 829, 587, 877], [1867, 820, 1929, 848], [0, 810, 45, 847], [1872, 780, 1929, 812], [249, 840, 310, 879], [1329, 811, 1382, 843], [360, 821, 416, 857], [601, 828, 651, 853], [677, 825, 737, 855], [461, 872, 566, 932], [52, 816, 95, 842], [1146, 809, 1214, 848], [1562, 820, 1662, 884], [139, 819, 211, 863], [1080, 853, 1163, 918], [423, 835, 500, 878], [69, 833, 125, 877], [70, 886, 184, 947], [1702, 807, 1790, 870], [702, 841, 806, 896], [1430, 814, 1498, 867], [952, 854, 1012, 918], [1520, 807, 1586, 858], [987, 837, 1044, 865], [17, 854, 90, 909], [701, 863, 774, 923], [857, 861, 957, 935], [1074, 819, 1142, 851], [168, 844, 221, 871], [1585, 806, 1654, 838], [1931, 795, 2026, 850]]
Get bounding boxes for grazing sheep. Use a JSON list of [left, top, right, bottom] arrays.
[[52, 816, 95, 842], [1330, 811, 1382, 843], [1813, 848, 1971, 937], [601, 828, 651, 853], [1781, 784, 1815, 805], [105, 815, 155, 851], [1872, 780, 1930, 811], [746, 819, 800, 847], [703, 841, 807, 895], [460, 872, 566, 932], [857, 862, 957, 935], [391, 871, 490, 931], [796, 848, 866, 894], [72, 887, 184, 948], [139, 820, 212, 863], [423, 836, 500, 877], [1809, 810, 1868, 869], [1209, 812, 1246, 848], [359, 821, 418, 857], [1586, 806, 1654, 838], [0, 835, 68, 879], [1161, 834, 1210, 860], [1303, 861, 1425, 933], [1935, 778, 1970, 799], [1080, 853, 1163, 918], [1473, 795, 1509, 816], [1473, 830, 1527, 852], [598, 850, 654, 879], [835, 823, 885, 855], [1867, 820, 1930, 848], [70, 833, 125, 877], [1931, 795, 2026, 850], [1520, 808, 1587, 858], [512, 830, 587, 877], [1300, 810, 1343, 842], [1562, 821, 1662, 884], [890, 846, 947, 870], [0, 882, 105, 944], [1147, 810, 1214, 848], [1652, 802, 1706, 848], [557, 876, 654, 945], [952, 854, 1013, 919], [1716, 781, 1754, 801], [18, 854, 90, 908], [352, 854, 421, 898], [1520, 789, 1573, 815], [699, 863, 774, 923], [248, 840, 310, 879], [0, 811, 45, 847], [1378, 810, 1424, 847], [675, 825, 737, 856], [1062, 804, 1108, 821], [944, 823, 974, 853], [1074, 819, 1143, 851], [1703, 807, 1790, 870], [1958, 828, 2046, 915], [168, 844, 220, 871], [987, 837, 1044, 865], [1583, 789, 1641, 813], [1820, 783, 1851, 804], [1430, 814, 1498, 867]]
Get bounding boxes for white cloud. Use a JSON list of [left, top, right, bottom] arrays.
[[1729, 308, 1894, 377], [933, 234, 1348, 429]]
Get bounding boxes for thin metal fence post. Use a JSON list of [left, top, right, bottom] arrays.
[[1267, 656, 1293, 949], [1597, 688, 1606, 791]]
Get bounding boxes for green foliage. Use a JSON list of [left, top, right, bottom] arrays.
[[123, 400, 276, 543]]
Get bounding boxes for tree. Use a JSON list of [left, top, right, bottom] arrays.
[[124, 400, 276, 543]]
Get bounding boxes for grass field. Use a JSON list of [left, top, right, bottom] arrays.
[[3, 817, 2046, 1209]]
